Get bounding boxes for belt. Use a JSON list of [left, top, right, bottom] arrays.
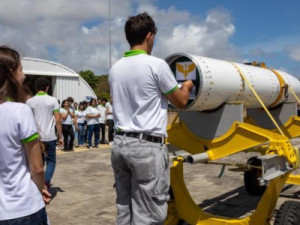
[[116, 132, 164, 144]]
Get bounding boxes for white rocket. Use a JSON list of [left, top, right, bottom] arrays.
[[165, 53, 300, 111]]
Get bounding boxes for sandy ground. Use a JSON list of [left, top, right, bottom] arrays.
[[46, 143, 300, 225]]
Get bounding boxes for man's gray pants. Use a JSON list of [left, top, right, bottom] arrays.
[[111, 135, 170, 225]]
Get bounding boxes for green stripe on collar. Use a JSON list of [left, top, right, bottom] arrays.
[[36, 92, 48, 96], [123, 49, 147, 57]]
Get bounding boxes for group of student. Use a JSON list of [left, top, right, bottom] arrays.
[[60, 96, 114, 151], [0, 45, 116, 224]]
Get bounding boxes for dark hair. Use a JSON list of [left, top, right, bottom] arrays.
[[35, 77, 50, 92], [67, 96, 74, 103], [79, 102, 84, 108], [89, 98, 96, 105], [0, 46, 26, 103], [61, 99, 68, 108], [125, 12, 157, 47], [101, 98, 108, 102]]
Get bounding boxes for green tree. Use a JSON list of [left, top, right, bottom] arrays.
[[79, 70, 99, 90], [95, 75, 110, 99], [79, 70, 110, 99]]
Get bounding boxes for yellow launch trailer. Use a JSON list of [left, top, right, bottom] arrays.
[[164, 54, 300, 225]]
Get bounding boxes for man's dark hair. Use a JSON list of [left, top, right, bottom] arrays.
[[35, 77, 50, 92], [125, 12, 157, 47], [67, 96, 74, 103]]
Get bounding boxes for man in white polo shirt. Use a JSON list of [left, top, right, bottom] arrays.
[[27, 77, 63, 190], [109, 13, 193, 224]]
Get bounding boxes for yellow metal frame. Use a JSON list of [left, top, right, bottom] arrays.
[[165, 121, 298, 224], [245, 115, 300, 139], [167, 121, 297, 166], [165, 157, 291, 225]]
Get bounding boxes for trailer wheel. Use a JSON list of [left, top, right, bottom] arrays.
[[274, 201, 300, 225], [244, 157, 266, 195]]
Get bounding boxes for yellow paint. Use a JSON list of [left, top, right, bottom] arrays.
[[287, 174, 300, 185], [177, 63, 196, 80]]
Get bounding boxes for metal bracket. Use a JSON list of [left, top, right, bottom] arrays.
[[258, 155, 291, 183]]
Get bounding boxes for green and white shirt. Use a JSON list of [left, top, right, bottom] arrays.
[[109, 50, 178, 137], [0, 102, 44, 220], [27, 92, 60, 142]]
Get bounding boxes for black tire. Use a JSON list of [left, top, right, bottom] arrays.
[[244, 157, 266, 195], [274, 201, 300, 225]]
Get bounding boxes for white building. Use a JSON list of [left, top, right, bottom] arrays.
[[22, 57, 97, 102]]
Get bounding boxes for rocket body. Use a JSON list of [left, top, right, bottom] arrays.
[[166, 53, 300, 111]]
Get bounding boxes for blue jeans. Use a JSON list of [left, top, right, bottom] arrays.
[[78, 123, 85, 145], [88, 124, 100, 147], [0, 207, 48, 225], [42, 140, 57, 184]]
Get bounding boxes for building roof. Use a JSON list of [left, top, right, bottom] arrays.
[[21, 57, 79, 77]]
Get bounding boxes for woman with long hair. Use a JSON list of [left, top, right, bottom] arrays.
[[0, 46, 51, 224], [86, 98, 100, 149], [75, 102, 86, 147], [60, 99, 75, 151]]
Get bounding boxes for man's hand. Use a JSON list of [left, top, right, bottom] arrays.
[[58, 137, 64, 146], [181, 80, 194, 90], [43, 187, 52, 204], [167, 80, 194, 109]]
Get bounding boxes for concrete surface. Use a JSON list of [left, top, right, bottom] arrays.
[[46, 145, 300, 225]]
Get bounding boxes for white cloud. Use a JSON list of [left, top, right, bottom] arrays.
[[289, 46, 300, 61], [150, 7, 241, 61], [0, 0, 240, 74]]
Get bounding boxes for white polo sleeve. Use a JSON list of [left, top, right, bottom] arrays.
[[53, 98, 60, 113], [157, 61, 179, 95], [18, 104, 39, 143]]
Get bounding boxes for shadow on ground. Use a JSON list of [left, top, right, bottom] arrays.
[[180, 184, 300, 225], [50, 186, 65, 200], [199, 186, 260, 217]]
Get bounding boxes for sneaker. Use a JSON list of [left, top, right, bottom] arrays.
[[89, 146, 93, 150], [109, 142, 113, 146]]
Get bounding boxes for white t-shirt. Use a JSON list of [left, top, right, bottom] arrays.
[[75, 109, 86, 124], [109, 51, 178, 137], [26, 92, 59, 142], [85, 106, 99, 125], [97, 105, 106, 124], [60, 108, 74, 125], [0, 102, 45, 220], [106, 102, 113, 120]]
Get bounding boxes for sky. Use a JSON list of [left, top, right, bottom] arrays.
[[0, 0, 299, 77]]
